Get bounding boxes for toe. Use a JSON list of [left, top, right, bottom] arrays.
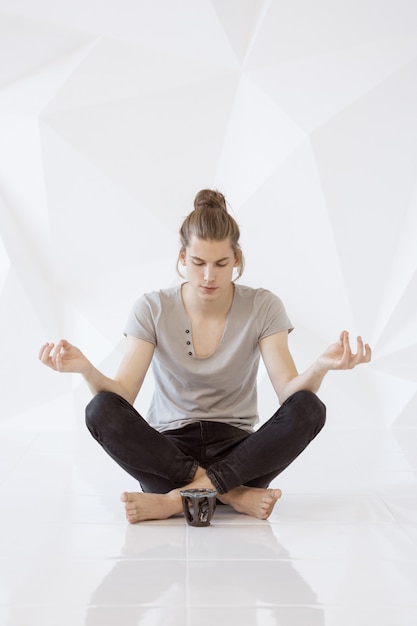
[[121, 491, 137, 503]]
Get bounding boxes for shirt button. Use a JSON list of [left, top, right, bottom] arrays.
[[185, 329, 190, 333], [186, 341, 191, 345], [188, 351, 192, 356]]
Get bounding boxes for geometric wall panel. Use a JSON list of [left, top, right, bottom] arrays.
[[2, 5, 417, 623], [0, 0, 416, 434]]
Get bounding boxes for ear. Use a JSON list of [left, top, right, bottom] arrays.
[[179, 247, 186, 265]]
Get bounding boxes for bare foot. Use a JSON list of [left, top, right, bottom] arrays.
[[121, 491, 182, 524], [120, 467, 210, 524], [220, 487, 282, 520]]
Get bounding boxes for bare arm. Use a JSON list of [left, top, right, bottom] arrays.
[[39, 335, 155, 405], [260, 330, 372, 404]]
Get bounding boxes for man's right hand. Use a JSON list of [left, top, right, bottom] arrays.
[[38, 340, 92, 375]]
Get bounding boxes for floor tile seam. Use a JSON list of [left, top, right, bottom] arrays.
[[224, 518, 401, 524], [185, 556, 417, 564], [0, 601, 185, 609], [271, 516, 406, 528], [0, 556, 189, 564], [78, 601, 417, 609], [179, 603, 323, 609], [0, 600, 330, 609], [0, 601, 316, 608], [3, 555, 410, 564], [186, 596, 417, 606], [183, 602, 417, 608], [3, 556, 417, 565], [48, 521, 414, 532], [0, 516, 404, 526]]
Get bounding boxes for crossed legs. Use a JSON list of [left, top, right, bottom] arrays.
[[86, 390, 326, 523], [121, 467, 282, 523]]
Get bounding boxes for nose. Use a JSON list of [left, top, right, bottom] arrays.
[[203, 264, 215, 282]]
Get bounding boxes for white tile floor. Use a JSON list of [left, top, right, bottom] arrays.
[[1, 414, 417, 626]]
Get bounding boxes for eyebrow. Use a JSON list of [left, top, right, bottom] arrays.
[[190, 255, 231, 263]]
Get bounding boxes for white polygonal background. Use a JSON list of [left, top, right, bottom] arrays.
[[0, 0, 416, 491]]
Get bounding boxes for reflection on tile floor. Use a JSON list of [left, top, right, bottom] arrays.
[[0, 421, 416, 625]]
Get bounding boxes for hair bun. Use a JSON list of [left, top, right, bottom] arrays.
[[178, 188, 244, 279], [194, 189, 227, 212]]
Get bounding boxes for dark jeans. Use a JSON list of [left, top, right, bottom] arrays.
[[85, 390, 326, 495]]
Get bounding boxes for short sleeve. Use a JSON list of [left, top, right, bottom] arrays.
[[124, 293, 157, 345], [256, 289, 293, 341]]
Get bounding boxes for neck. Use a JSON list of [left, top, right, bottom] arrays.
[[181, 282, 235, 318]]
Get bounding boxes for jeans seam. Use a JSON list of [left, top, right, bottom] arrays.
[[206, 467, 225, 494]]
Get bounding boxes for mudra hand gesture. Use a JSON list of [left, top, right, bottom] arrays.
[[317, 331, 371, 372], [38, 340, 92, 375]]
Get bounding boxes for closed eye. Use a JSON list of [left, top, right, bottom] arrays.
[[192, 261, 228, 267], [191, 256, 230, 266]]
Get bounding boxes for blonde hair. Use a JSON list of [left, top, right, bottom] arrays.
[[178, 189, 244, 279]]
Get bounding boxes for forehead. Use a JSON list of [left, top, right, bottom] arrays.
[[186, 236, 234, 258]]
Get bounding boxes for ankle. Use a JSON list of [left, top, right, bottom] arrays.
[[166, 489, 184, 513]]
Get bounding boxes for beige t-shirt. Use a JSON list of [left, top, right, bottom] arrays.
[[124, 283, 293, 433]]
